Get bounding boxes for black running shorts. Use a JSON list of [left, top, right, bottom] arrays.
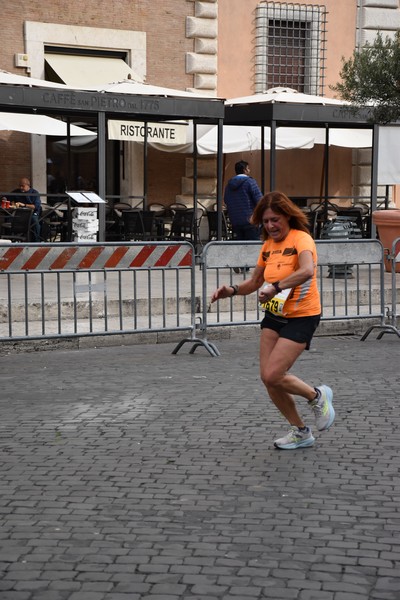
[[260, 312, 321, 350]]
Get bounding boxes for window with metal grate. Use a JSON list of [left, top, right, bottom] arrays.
[[255, 2, 327, 96]]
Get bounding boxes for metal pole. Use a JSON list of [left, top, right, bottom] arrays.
[[97, 112, 106, 242], [261, 126, 265, 194], [66, 117, 73, 242], [193, 122, 198, 249], [216, 118, 224, 240], [143, 122, 148, 209], [370, 124, 379, 239], [270, 120, 276, 191], [66, 118, 71, 190], [324, 124, 330, 212]]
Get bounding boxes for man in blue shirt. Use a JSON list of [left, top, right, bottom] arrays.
[[9, 177, 41, 242], [224, 160, 262, 241]]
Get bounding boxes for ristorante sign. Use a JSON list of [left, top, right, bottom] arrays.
[[108, 120, 187, 144]]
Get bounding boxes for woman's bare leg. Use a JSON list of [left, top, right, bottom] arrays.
[[259, 328, 316, 427]]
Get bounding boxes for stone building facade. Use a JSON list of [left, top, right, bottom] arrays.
[[354, 0, 400, 203], [1, 0, 399, 208]]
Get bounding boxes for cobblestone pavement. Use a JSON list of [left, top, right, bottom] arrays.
[[0, 333, 399, 600]]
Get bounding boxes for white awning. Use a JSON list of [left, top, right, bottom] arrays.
[[195, 125, 316, 154], [378, 126, 400, 184], [150, 123, 372, 154], [0, 69, 72, 89], [45, 54, 142, 87], [0, 112, 95, 136]]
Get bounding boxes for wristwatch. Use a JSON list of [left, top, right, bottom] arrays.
[[271, 281, 282, 294], [230, 284, 239, 296]]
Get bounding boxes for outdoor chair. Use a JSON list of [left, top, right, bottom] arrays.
[[113, 202, 132, 218], [0, 211, 8, 235], [148, 203, 166, 214], [206, 209, 231, 241], [103, 202, 127, 240], [334, 206, 365, 238], [122, 209, 144, 241], [122, 209, 155, 241], [308, 202, 338, 239], [140, 210, 156, 240], [148, 207, 169, 239], [0, 207, 33, 242], [169, 202, 187, 212], [169, 208, 196, 243], [104, 202, 121, 241], [40, 203, 65, 242], [354, 202, 371, 237]]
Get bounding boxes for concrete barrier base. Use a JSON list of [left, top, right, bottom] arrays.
[[1, 316, 397, 356]]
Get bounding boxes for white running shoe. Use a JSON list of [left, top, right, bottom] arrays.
[[274, 426, 315, 450], [310, 385, 335, 431]]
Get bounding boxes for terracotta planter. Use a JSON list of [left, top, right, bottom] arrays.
[[372, 209, 400, 273]]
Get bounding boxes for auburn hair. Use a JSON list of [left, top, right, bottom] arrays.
[[250, 191, 310, 241]]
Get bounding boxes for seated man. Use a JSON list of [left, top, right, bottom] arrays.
[[8, 177, 41, 242]]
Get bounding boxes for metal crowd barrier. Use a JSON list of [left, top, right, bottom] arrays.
[[0, 241, 214, 353], [0, 238, 396, 355], [189, 239, 389, 356], [361, 235, 400, 340]]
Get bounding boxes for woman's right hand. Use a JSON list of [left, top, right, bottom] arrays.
[[258, 283, 276, 304], [210, 285, 233, 303]]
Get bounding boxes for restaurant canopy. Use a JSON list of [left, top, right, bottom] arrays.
[[0, 71, 225, 241], [223, 87, 377, 222], [148, 87, 372, 155], [0, 71, 224, 120]]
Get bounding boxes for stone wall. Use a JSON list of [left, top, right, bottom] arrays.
[[353, 0, 400, 204], [358, 0, 400, 44], [185, 0, 218, 96]]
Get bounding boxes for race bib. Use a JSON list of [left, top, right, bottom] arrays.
[[260, 285, 292, 317]]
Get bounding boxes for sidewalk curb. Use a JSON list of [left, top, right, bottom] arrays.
[[0, 316, 391, 355]]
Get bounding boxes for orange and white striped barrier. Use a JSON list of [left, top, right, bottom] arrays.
[[0, 242, 193, 271]]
